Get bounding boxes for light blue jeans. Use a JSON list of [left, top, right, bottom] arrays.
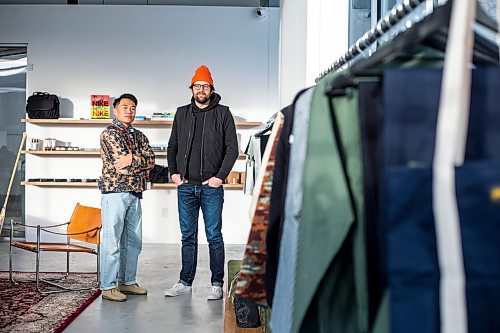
[[100, 192, 142, 290]]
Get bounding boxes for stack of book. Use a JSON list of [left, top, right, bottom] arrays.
[[151, 112, 175, 121], [151, 144, 167, 152]]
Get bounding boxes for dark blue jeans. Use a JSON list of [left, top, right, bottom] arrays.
[[177, 184, 225, 286]]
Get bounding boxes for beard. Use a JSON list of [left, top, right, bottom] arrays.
[[194, 92, 211, 104]]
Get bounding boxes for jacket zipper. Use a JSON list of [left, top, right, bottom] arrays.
[[200, 112, 206, 180], [183, 110, 194, 177]]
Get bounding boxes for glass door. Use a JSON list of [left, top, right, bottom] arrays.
[[0, 45, 27, 238]]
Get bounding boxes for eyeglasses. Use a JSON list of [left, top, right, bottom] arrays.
[[192, 84, 211, 91]]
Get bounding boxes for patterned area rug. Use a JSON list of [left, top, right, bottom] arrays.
[[0, 272, 101, 333]]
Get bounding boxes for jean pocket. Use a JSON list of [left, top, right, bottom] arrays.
[[177, 182, 190, 190]]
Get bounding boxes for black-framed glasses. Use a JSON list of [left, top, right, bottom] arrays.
[[192, 84, 211, 91]]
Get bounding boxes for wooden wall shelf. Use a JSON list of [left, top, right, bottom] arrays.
[[22, 150, 167, 156], [21, 118, 262, 127], [21, 181, 244, 190], [22, 150, 105, 156], [21, 150, 246, 158]]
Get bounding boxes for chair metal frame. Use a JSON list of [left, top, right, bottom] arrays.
[[9, 203, 101, 295]]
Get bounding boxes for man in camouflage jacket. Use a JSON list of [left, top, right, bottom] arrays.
[[98, 93, 155, 302]]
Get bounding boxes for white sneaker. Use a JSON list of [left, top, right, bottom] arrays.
[[207, 285, 223, 300], [164, 282, 192, 297]]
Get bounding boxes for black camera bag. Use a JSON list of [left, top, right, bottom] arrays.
[[26, 92, 60, 119]]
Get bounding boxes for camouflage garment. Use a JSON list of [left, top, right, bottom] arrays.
[[234, 113, 284, 307], [98, 119, 155, 193]]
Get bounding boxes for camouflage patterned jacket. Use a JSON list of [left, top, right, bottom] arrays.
[[98, 121, 155, 193]]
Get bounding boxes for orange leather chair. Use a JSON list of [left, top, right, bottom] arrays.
[[9, 203, 102, 294]]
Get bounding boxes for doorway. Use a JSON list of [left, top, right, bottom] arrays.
[[0, 45, 27, 238]]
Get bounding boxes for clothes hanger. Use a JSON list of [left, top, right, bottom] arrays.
[[253, 112, 278, 138]]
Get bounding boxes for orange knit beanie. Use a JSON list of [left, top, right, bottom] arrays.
[[191, 65, 214, 86]]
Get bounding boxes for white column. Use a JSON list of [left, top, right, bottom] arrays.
[[279, 0, 349, 108], [279, 0, 307, 108]]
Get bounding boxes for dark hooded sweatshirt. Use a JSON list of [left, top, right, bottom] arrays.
[[167, 92, 239, 184]]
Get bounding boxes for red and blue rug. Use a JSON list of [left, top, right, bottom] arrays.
[[0, 272, 100, 333]]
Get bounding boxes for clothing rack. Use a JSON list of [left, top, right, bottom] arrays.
[[315, 0, 427, 82], [253, 112, 278, 137]]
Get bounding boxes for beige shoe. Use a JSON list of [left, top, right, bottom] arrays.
[[118, 283, 148, 295], [102, 288, 127, 302]]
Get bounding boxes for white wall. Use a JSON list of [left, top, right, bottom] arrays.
[[0, 5, 280, 243]]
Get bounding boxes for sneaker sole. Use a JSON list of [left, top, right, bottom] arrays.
[[207, 292, 223, 300], [102, 295, 127, 302], [164, 291, 192, 297], [207, 296, 223, 300], [119, 290, 148, 295]]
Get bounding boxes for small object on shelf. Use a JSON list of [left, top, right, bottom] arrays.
[[27, 138, 42, 151], [151, 144, 167, 151], [40, 178, 56, 182], [69, 178, 82, 182], [43, 138, 57, 151], [226, 171, 241, 185], [91, 95, 111, 119], [27, 178, 42, 182], [84, 178, 98, 183], [151, 112, 175, 121]]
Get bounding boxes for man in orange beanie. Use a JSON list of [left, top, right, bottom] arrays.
[[165, 65, 239, 300]]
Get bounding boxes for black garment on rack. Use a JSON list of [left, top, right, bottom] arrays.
[[465, 67, 500, 161], [265, 103, 295, 307], [260, 135, 270, 159], [254, 119, 272, 158], [357, 80, 385, 327]]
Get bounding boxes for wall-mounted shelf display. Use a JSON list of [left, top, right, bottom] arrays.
[[21, 150, 246, 158], [21, 118, 262, 127], [21, 181, 244, 190], [22, 181, 98, 187], [23, 117, 249, 191], [22, 150, 106, 156]]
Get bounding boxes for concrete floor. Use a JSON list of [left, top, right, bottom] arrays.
[[0, 242, 245, 333]]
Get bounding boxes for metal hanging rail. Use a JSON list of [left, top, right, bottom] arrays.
[[315, 0, 426, 82]]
